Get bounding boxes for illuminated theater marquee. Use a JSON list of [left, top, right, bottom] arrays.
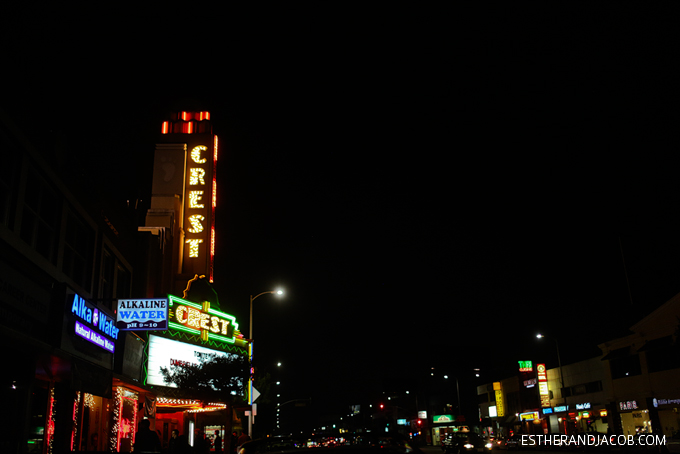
[[168, 294, 238, 345]]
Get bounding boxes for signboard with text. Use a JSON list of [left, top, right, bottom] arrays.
[[63, 292, 119, 367], [518, 360, 533, 372], [494, 382, 505, 417], [117, 298, 168, 330], [537, 363, 551, 407], [182, 141, 217, 281], [168, 294, 239, 346], [146, 334, 240, 387]]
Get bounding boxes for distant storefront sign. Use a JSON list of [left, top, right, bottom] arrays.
[[117, 298, 168, 330], [433, 414, 455, 423], [619, 401, 639, 411], [520, 411, 540, 421], [524, 378, 537, 388], [537, 363, 550, 408], [518, 360, 533, 372], [494, 382, 505, 417], [653, 398, 680, 408]]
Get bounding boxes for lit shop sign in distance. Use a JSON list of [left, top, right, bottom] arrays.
[[520, 411, 540, 421], [168, 294, 239, 344], [116, 298, 168, 330], [537, 363, 550, 408], [518, 360, 533, 372], [70, 293, 118, 352]]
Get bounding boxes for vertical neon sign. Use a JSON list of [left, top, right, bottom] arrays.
[[210, 135, 218, 282], [537, 363, 550, 407], [185, 145, 208, 260], [161, 111, 216, 279]]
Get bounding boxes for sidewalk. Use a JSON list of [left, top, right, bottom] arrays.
[[419, 445, 443, 454]]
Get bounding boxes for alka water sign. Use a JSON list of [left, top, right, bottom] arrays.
[[168, 294, 239, 345], [71, 293, 118, 353], [116, 298, 168, 330]]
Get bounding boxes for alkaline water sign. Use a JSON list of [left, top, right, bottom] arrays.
[[75, 321, 115, 353], [70, 293, 118, 353], [116, 298, 168, 330]]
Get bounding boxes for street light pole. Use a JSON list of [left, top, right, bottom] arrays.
[[443, 375, 461, 415], [536, 334, 565, 401], [248, 289, 283, 438]]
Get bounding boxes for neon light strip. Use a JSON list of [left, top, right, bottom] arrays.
[[170, 295, 239, 327], [210, 135, 218, 283], [117, 389, 124, 451], [209, 333, 236, 344], [169, 295, 202, 309], [168, 322, 201, 335]]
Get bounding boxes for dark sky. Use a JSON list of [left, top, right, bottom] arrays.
[[5, 2, 680, 425]]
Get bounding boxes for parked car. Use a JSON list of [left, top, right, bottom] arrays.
[[442, 433, 493, 453], [666, 431, 680, 453], [237, 436, 303, 454], [504, 436, 520, 450], [491, 437, 507, 450]]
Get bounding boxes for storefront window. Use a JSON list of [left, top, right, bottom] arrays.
[[45, 386, 56, 454], [78, 393, 110, 452], [111, 387, 138, 452], [620, 410, 651, 436], [27, 385, 49, 454]]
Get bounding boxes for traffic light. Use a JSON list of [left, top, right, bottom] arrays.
[[417, 419, 422, 426], [379, 403, 385, 410]]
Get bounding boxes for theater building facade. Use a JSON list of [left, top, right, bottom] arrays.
[[0, 107, 247, 453]]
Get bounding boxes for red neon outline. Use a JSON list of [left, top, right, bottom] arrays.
[[117, 392, 124, 451]]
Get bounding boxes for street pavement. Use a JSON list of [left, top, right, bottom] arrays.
[[420, 445, 443, 454]]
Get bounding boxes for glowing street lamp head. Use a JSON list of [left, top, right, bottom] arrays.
[[275, 289, 284, 296], [536, 334, 544, 339]]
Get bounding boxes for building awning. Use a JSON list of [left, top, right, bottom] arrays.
[[501, 415, 517, 425], [637, 336, 673, 352], [601, 346, 630, 361]]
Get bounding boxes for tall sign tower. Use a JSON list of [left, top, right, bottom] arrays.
[[145, 111, 218, 295]]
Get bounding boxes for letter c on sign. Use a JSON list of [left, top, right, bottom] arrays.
[[176, 306, 188, 324]]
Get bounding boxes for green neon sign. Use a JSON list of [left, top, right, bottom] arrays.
[[168, 294, 239, 344]]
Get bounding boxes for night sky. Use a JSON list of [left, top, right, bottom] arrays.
[[4, 2, 680, 427]]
